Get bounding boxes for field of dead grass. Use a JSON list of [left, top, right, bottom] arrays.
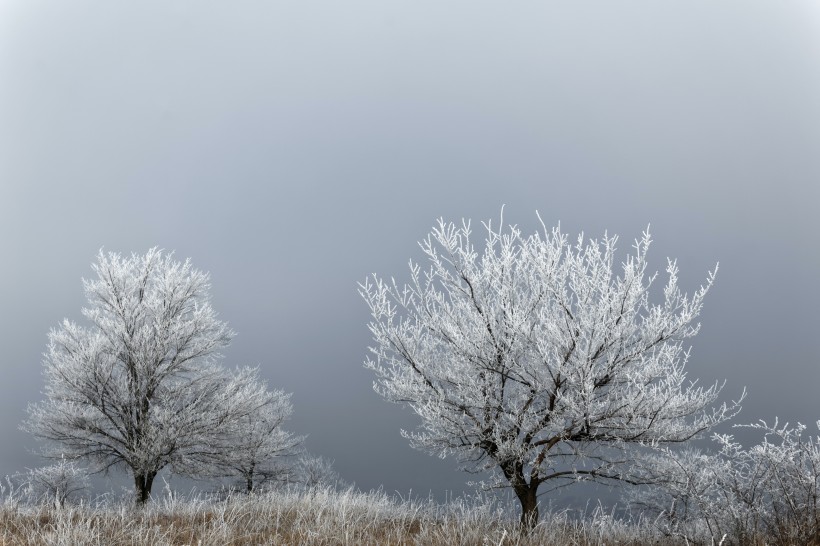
[[0, 486, 683, 546]]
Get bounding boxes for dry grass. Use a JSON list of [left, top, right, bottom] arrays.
[[5, 485, 813, 545], [19, 484, 814, 546], [0, 486, 681, 546]]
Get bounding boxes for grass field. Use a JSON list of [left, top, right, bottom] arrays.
[[0, 486, 689, 546]]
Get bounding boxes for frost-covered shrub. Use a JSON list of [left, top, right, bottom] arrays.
[[631, 420, 820, 545], [22, 458, 89, 507], [295, 455, 346, 490], [627, 447, 733, 542], [716, 420, 820, 544], [204, 387, 305, 494]]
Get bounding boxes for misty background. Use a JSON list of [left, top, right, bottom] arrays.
[[1, 1, 818, 505]]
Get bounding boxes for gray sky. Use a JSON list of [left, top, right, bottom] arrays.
[[1, 1, 819, 503]]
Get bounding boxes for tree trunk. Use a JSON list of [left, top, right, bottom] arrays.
[[246, 463, 256, 493], [134, 471, 155, 506], [499, 457, 540, 531], [515, 484, 539, 531]]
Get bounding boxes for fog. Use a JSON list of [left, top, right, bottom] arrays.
[[1, 1, 818, 504]]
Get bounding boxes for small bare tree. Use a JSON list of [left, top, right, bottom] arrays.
[[635, 420, 820, 544], [208, 378, 305, 493], [360, 214, 742, 529], [296, 455, 345, 490], [24, 249, 273, 505], [22, 457, 89, 507]]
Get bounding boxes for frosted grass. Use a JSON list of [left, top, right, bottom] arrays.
[[0, 485, 671, 545]]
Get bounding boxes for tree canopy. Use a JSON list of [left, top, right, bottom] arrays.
[[360, 215, 742, 527], [25, 248, 294, 504]]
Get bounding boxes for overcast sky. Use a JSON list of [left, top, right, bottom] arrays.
[[1, 1, 818, 505]]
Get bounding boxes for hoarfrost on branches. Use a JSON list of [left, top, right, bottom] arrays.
[[24, 248, 279, 505], [633, 419, 820, 544], [360, 214, 742, 527], [206, 375, 305, 493], [295, 455, 346, 490], [21, 457, 89, 507]]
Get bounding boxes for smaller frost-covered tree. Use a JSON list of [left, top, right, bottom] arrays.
[[24, 249, 275, 505], [626, 447, 732, 541], [717, 420, 820, 543], [22, 457, 89, 507], [635, 420, 820, 544], [360, 214, 742, 528], [207, 376, 305, 493], [296, 455, 345, 490]]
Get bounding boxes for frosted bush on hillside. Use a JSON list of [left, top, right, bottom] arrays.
[[631, 419, 820, 544], [203, 382, 305, 493], [296, 455, 346, 490], [715, 420, 820, 544], [361, 213, 742, 528], [211, 454, 343, 495], [21, 457, 89, 507], [626, 447, 732, 541]]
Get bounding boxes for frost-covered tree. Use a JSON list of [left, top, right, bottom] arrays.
[[360, 215, 742, 528], [626, 447, 733, 542], [22, 457, 89, 507], [296, 455, 345, 490], [24, 249, 272, 505], [634, 420, 820, 544], [208, 380, 305, 493]]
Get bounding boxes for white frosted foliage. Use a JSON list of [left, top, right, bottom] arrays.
[[21, 457, 90, 507], [632, 419, 820, 543], [206, 374, 306, 493], [24, 248, 286, 504], [360, 214, 741, 527]]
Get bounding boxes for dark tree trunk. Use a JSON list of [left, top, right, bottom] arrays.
[[246, 463, 256, 493], [515, 484, 540, 531], [498, 457, 541, 531], [134, 471, 156, 506]]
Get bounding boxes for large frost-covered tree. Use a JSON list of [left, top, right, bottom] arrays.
[[360, 215, 742, 528], [24, 249, 275, 504]]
